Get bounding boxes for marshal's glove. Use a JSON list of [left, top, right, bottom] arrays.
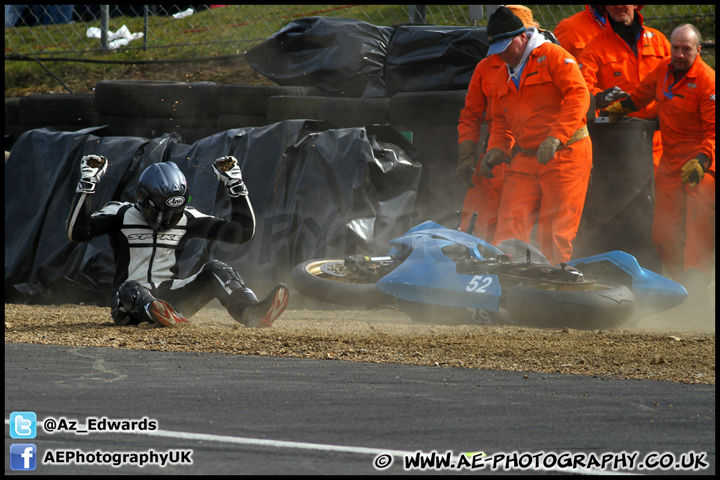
[[536, 136, 562, 165], [455, 140, 478, 188], [76, 155, 108, 193], [595, 86, 630, 109], [212, 156, 248, 197], [479, 148, 506, 179], [605, 97, 638, 122], [680, 154, 710, 188]]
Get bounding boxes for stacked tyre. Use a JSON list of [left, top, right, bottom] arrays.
[[266, 95, 391, 128], [93, 80, 221, 141], [93, 81, 325, 142], [5, 94, 96, 148], [218, 85, 322, 129]]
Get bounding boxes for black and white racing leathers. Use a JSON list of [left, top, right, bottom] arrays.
[[66, 190, 259, 324]]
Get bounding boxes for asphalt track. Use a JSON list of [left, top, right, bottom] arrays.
[[5, 342, 715, 475]]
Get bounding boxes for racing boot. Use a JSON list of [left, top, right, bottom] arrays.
[[228, 283, 289, 328], [145, 299, 190, 328]]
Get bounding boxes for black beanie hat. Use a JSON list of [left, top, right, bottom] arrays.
[[487, 6, 526, 55]]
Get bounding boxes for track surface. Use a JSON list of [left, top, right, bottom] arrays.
[[5, 342, 715, 475]]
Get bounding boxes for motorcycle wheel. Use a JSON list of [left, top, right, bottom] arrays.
[[507, 282, 635, 330], [291, 259, 393, 307]]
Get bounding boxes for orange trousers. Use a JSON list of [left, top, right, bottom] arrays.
[[493, 138, 592, 264], [460, 162, 507, 242], [652, 161, 715, 281]]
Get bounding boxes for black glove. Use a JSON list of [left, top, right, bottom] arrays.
[[480, 148, 506, 179], [455, 140, 477, 188]]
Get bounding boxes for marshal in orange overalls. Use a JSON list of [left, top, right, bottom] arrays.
[[553, 5, 607, 60], [628, 56, 715, 281], [579, 11, 670, 174], [488, 40, 591, 265], [457, 54, 509, 241]]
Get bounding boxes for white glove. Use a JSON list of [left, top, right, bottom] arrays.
[[212, 156, 247, 197], [77, 155, 108, 193]]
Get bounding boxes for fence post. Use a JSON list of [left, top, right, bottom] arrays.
[[409, 5, 426, 24], [468, 5, 484, 26], [100, 5, 109, 52], [143, 5, 148, 51], [484, 5, 503, 19]]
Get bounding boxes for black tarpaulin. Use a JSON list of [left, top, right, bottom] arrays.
[[245, 17, 394, 98], [245, 17, 489, 98], [381, 25, 489, 96], [5, 121, 421, 306]]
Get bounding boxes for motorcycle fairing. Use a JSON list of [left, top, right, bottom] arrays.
[[388, 221, 505, 261], [567, 251, 687, 311], [377, 223, 502, 311]]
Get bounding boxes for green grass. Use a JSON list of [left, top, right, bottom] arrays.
[[4, 5, 715, 96]]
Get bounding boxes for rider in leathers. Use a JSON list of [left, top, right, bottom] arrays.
[[66, 155, 288, 328]]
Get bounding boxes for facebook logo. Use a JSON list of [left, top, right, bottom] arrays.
[[10, 444, 37, 471], [10, 411, 37, 439]]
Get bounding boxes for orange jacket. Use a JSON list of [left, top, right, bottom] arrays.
[[489, 41, 590, 152], [579, 12, 670, 120], [458, 55, 506, 144], [553, 6, 607, 60], [630, 55, 716, 172]]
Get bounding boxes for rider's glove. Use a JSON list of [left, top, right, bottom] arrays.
[[76, 155, 108, 193], [680, 154, 710, 188], [536, 136, 562, 165], [479, 148, 506, 179], [212, 156, 248, 197], [595, 86, 630, 109], [455, 140, 477, 188]]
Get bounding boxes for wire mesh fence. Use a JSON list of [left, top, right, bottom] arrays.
[[5, 5, 715, 64]]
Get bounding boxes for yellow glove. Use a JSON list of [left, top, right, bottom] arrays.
[[605, 97, 638, 123], [605, 102, 633, 122], [680, 155, 710, 188], [455, 140, 478, 188]]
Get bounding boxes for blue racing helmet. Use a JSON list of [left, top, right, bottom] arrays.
[[136, 162, 189, 231]]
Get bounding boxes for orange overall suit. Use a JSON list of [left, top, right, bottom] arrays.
[[553, 5, 607, 60], [489, 39, 591, 265], [628, 56, 715, 282], [457, 54, 508, 241], [579, 11, 670, 174]]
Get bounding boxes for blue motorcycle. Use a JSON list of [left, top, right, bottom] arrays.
[[291, 220, 687, 329]]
